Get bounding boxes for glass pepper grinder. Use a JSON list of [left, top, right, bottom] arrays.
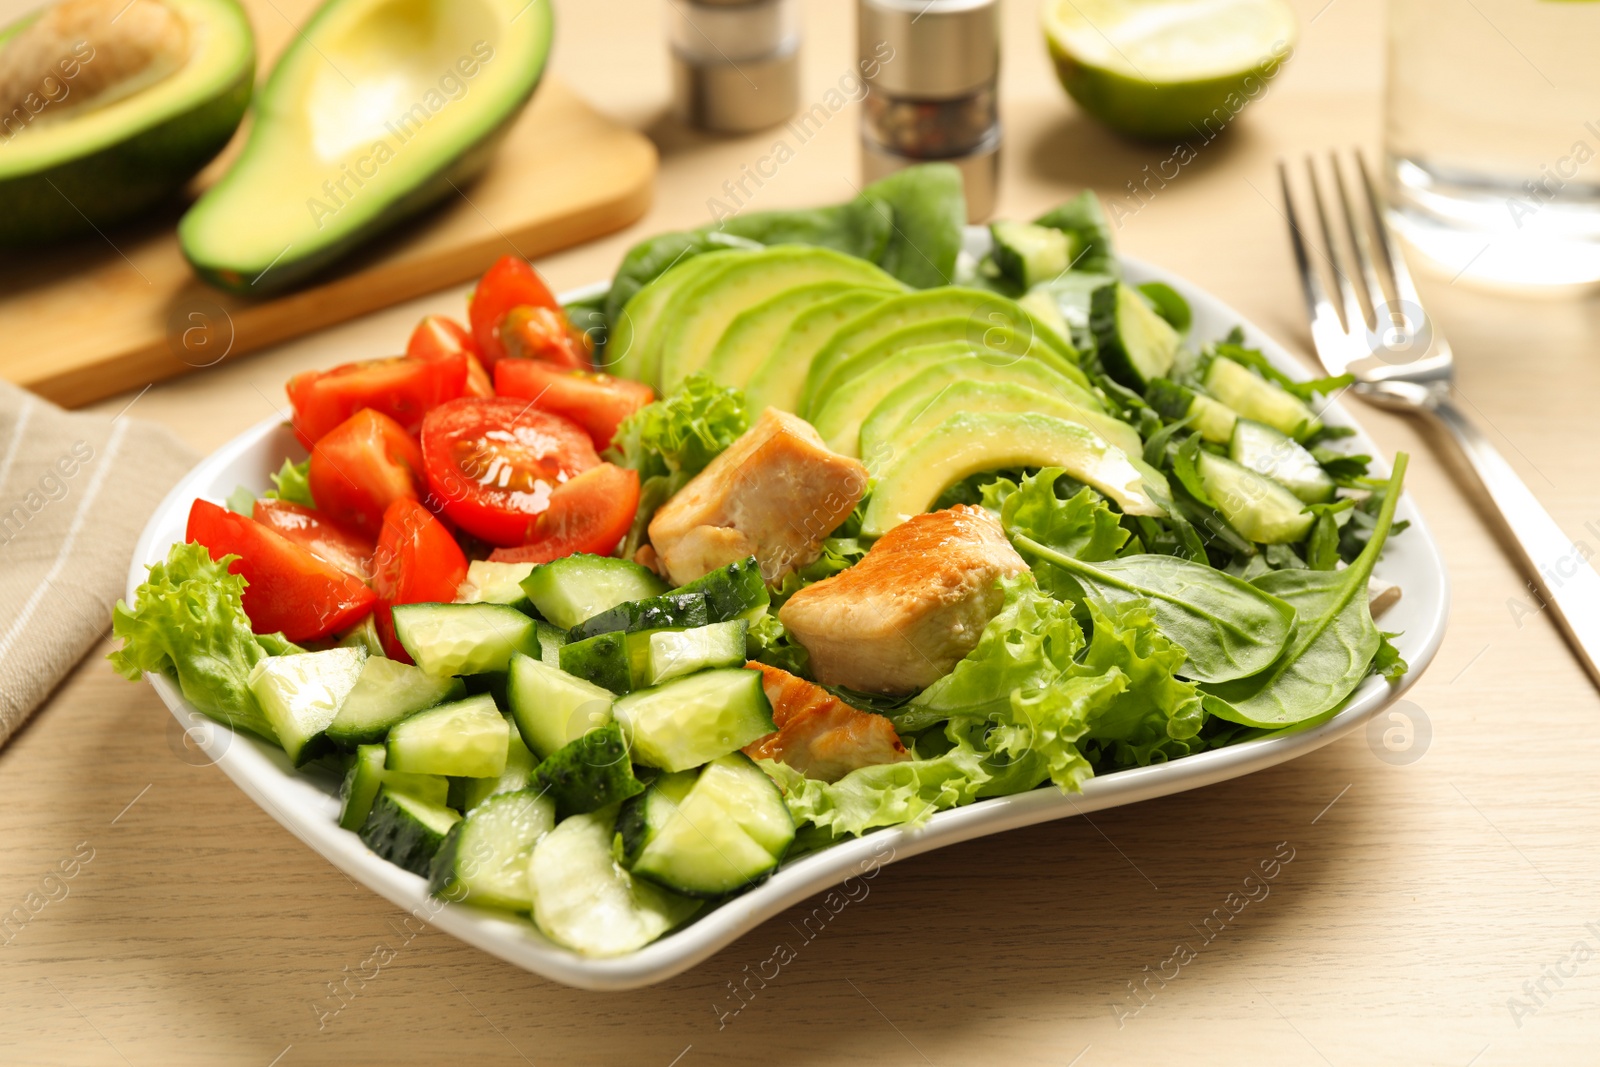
[[858, 0, 1000, 221], [670, 0, 801, 134]]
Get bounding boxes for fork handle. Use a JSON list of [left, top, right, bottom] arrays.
[[1431, 398, 1600, 691]]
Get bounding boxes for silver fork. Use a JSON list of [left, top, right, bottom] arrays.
[[1281, 151, 1600, 692]]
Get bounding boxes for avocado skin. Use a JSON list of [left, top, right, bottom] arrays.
[[0, 62, 253, 247]]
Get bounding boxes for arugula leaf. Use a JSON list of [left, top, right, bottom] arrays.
[[1201, 454, 1410, 727], [1211, 342, 1354, 402], [1304, 499, 1355, 571], [1137, 282, 1192, 334], [1070, 597, 1207, 766], [110, 542, 302, 742], [263, 458, 314, 508], [606, 374, 748, 481], [1034, 191, 1118, 276]]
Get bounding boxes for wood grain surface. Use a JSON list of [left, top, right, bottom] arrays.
[[0, 0, 656, 407], [5, 0, 1600, 1064]]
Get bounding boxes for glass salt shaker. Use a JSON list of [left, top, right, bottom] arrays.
[[669, 0, 800, 134]]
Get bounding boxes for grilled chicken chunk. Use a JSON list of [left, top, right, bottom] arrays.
[[648, 408, 867, 587], [743, 662, 910, 782], [778, 505, 1026, 694]]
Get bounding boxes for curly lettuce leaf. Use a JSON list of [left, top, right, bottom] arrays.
[[746, 611, 810, 677], [606, 374, 748, 482], [263, 458, 314, 508], [1071, 597, 1207, 767], [769, 537, 866, 607], [110, 542, 300, 742]]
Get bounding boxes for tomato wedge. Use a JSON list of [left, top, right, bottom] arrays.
[[500, 306, 591, 370], [187, 499, 376, 641], [493, 360, 653, 451], [287, 354, 467, 448], [372, 497, 468, 661], [420, 397, 599, 546], [251, 498, 375, 582], [486, 463, 640, 565], [470, 255, 560, 366], [308, 409, 425, 535], [407, 315, 493, 397]]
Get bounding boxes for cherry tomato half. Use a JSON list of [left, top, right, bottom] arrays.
[[469, 256, 560, 367], [407, 314, 494, 397], [500, 306, 591, 370], [251, 498, 376, 583], [492, 360, 654, 451], [486, 463, 640, 565], [372, 497, 468, 661], [420, 397, 600, 546], [287, 354, 467, 448], [187, 499, 375, 641], [308, 408, 425, 535]]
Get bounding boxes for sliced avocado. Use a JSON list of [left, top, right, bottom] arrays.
[[0, 0, 254, 246], [810, 340, 990, 458], [862, 367, 1144, 460], [807, 315, 1098, 418], [862, 412, 1169, 537], [1203, 356, 1323, 441], [655, 246, 902, 392], [743, 289, 893, 414], [179, 0, 553, 294], [1090, 282, 1180, 390], [701, 281, 859, 388], [607, 248, 753, 381], [799, 288, 1080, 415]]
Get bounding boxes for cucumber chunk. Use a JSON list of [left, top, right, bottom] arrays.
[[611, 668, 775, 772], [337, 613, 385, 657], [456, 560, 536, 612], [532, 722, 647, 819], [635, 620, 748, 686], [339, 743, 450, 831], [990, 220, 1075, 288], [568, 591, 709, 641], [326, 657, 466, 748], [528, 809, 700, 958], [1196, 451, 1315, 544], [558, 631, 633, 694], [427, 789, 555, 910], [1203, 356, 1323, 441], [619, 754, 794, 898], [506, 653, 615, 760], [386, 694, 510, 778], [359, 787, 461, 877], [668, 556, 770, 622], [1145, 377, 1237, 445], [1090, 281, 1180, 389], [1229, 419, 1336, 504], [248, 646, 366, 766], [458, 724, 539, 813], [392, 602, 540, 677], [521, 554, 667, 629], [535, 621, 567, 667]]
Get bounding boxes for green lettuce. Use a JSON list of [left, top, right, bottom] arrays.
[[264, 458, 314, 507], [1071, 598, 1207, 767], [110, 542, 302, 742], [769, 537, 866, 607]]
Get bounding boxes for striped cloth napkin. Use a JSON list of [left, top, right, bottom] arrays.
[[0, 381, 196, 746]]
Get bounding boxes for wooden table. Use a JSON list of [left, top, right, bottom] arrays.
[[6, 0, 1600, 1063]]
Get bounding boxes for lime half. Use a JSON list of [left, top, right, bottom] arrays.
[[1041, 0, 1297, 139]]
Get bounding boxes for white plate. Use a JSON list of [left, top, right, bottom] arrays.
[[128, 252, 1449, 991]]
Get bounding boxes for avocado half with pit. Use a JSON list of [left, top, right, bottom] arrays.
[[180, 0, 554, 296], [0, 0, 254, 246]]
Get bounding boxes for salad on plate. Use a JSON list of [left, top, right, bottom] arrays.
[[112, 164, 1411, 959]]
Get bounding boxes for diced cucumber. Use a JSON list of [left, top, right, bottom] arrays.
[[359, 787, 461, 877], [248, 646, 366, 767], [532, 722, 647, 819], [506, 653, 615, 760], [1203, 356, 1323, 441], [528, 809, 701, 958], [458, 724, 539, 812], [619, 754, 794, 898], [535, 621, 567, 667], [339, 744, 450, 831], [611, 668, 774, 773], [1090, 281, 1180, 389], [1146, 377, 1238, 445], [391, 602, 540, 677], [990, 220, 1076, 288], [326, 657, 466, 748], [427, 789, 555, 910], [668, 556, 770, 622], [386, 694, 510, 778], [337, 613, 384, 656], [568, 591, 709, 641], [559, 631, 633, 694], [521, 554, 667, 629], [634, 620, 748, 686], [1229, 419, 1336, 504], [456, 560, 536, 612], [1196, 451, 1315, 544]]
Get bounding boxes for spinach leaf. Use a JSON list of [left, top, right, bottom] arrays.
[[857, 163, 965, 289], [1200, 454, 1410, 727], [1034, 191, 1118, 276]]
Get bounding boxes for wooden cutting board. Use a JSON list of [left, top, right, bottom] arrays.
[[0, 2, 656, 408]]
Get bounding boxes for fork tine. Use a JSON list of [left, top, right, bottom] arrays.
[[1331, 152, 1388, 325], [1305, 155, 1368, 334], [1278, 160, 1338, 336], [1355, 150, 1423, 310]]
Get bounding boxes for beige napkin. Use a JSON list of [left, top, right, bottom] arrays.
[[0, 381, 197, 746]]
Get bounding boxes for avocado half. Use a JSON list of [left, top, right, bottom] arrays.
[[180, 0, 554, 296], [0, 0, 254, 247]]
